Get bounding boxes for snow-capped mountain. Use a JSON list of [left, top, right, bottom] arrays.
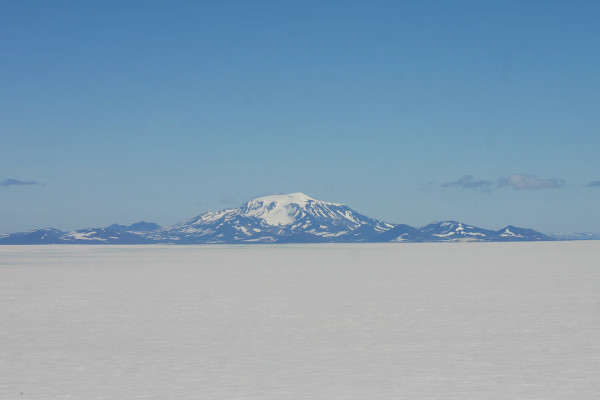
[[0, 192, 558, 244], [162, 192, 394, 243], [372, 221, 552, 243], [417, 221, 551, 242], [0, 222, 162, 244], [0, 228, 66, 245], [420, 221, 497, 241], [494, 225, 549, 241], [372, 224, 436, 242]]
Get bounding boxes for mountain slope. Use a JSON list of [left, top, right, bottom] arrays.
[[419, 221, 497, 241], [494, 225, 550, 241], [372, 224, 436, 242], [0, 228, 66, 244]]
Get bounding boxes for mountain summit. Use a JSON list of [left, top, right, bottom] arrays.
[[0, 192, 553, 244]]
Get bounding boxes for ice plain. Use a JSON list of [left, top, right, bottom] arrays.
[[1, 242, 599, 399]]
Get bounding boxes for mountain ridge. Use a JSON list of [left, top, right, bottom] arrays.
[[0, 192, 568, 244]]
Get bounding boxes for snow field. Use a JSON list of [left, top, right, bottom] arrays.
[[1, 242, 599, 399]]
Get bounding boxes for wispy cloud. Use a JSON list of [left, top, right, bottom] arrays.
[[441, 175, 494, 192], [441, 174, 565, 191], [588, 181, 600, 187], [498, 174, 565, 190], [0, 178, 41, 187]]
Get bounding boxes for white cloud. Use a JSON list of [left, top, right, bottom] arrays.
[[498, 174, 565, 190]]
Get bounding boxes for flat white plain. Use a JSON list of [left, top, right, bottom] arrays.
[[1, 242, 599, 399]]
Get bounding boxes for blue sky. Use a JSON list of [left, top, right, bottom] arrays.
[[1, 0, 599, 233]]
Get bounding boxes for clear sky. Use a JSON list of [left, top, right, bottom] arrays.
[[1, 0, 599, 234]]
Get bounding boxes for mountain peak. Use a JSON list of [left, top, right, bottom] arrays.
[[241, 193, 319, 226], [238, 193, 347, 226]]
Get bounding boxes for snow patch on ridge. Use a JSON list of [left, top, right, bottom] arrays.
[[64, 231, 108, 242], [500, 228, 524, 237]]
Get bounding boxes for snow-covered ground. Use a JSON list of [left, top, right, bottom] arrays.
[[1, 242, 599, 399]]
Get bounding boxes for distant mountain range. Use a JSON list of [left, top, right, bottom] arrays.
[[0, 192, 591, 244], [546, 232, 600, 241]]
